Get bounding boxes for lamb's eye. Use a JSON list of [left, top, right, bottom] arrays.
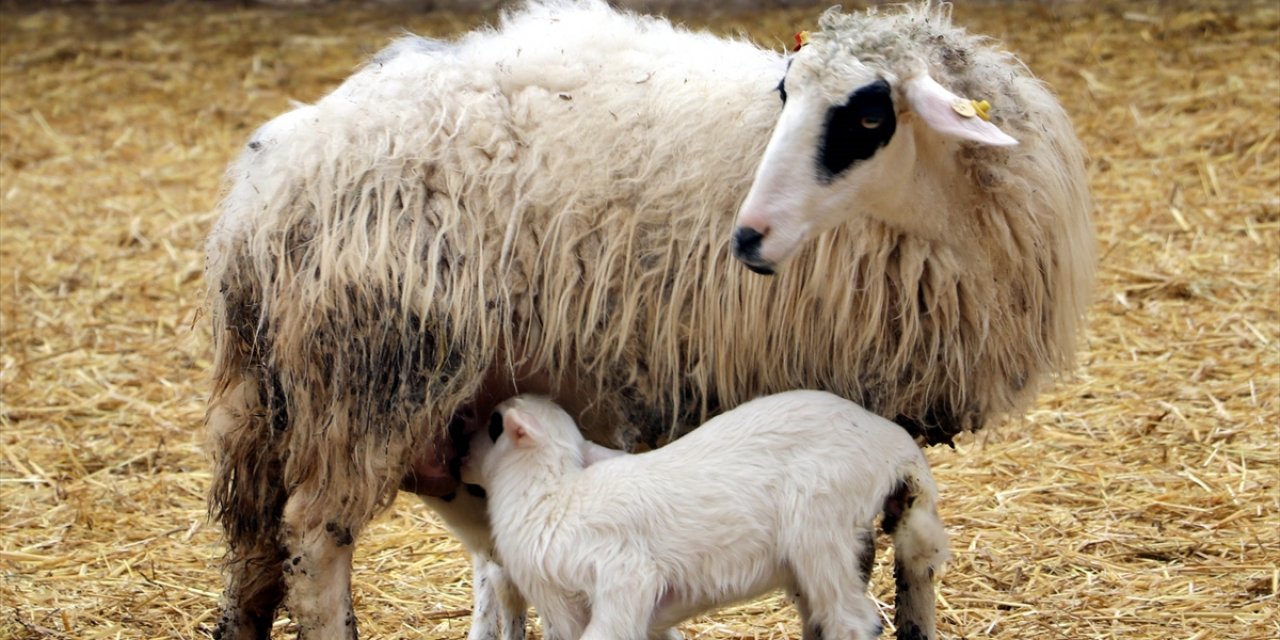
[[861, 116, 883, 129], [489, 412, 504, 443]]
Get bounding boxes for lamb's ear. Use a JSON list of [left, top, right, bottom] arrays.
[[503, 409, 542, 449], [581, 441, 625, 467], [903, 74, 1018, 147]]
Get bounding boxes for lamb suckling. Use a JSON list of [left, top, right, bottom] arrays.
[[419, 435, 626, 640], [464, 392, 950, 640], [204, 1, 1092, 636]]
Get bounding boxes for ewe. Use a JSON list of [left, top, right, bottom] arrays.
[[205, 1, 1092, 637]]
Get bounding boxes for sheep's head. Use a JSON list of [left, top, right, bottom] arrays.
[[462, 395, 587, 487], [732, 32, 1017, 275]]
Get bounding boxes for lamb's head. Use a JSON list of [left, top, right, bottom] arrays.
[[462, 395, 588, 487], [732, 20, 1018, 275]]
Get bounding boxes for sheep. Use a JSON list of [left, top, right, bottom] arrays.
[[203, 0, 1093, 637], [419, 435, 625, 640], [420, 489, 528, 640], [464, 392, 950, 640]]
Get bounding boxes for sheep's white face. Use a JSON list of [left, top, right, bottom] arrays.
[[733, 46, 1020, 274], [733, 53, 906, 274]]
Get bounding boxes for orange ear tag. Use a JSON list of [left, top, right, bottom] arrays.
[[793, 30, 811, 52]]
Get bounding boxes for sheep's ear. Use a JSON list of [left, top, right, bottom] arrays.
[[581, 441, 625, 467], [503, 409, 541, 449], [903, 74, 1018, 147]]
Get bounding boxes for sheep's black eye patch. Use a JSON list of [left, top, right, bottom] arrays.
[[489, 411, 504, 443], [816, 79, 896, 182]]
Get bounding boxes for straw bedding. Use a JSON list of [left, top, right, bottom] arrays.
[[0, 1, 1275, 638]]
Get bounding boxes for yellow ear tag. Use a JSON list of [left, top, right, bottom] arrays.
[[951, 98, 993, 121], [951, 98, 976, 118], [972, 99, 992, 121]]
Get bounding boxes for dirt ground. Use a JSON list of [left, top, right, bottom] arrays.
[[1, 0, 1276, 638]]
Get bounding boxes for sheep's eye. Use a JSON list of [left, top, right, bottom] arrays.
[[816, 79, 896, 182]]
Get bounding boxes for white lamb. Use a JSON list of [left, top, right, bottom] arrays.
[[464, 392, 950, 640]]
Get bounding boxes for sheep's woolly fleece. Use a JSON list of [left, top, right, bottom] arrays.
[[204, 0, 1091, 535]]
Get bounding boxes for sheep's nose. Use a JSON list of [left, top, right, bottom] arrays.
[[732, 226, 766, 257], [731, 226, 776, 275]]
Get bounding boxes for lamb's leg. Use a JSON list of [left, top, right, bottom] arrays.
[[791, 528, 882, 640], [467, 552, 528, 640], [493, 559, 528, 640], [463, 553, 502, 640], [788, 586, 821, 640], [280, 488, 361, 639], [422, 489, 528, 640], [535, 594, 589, 640], [578, 574, 659, 640], [887, 486, 948, 640]]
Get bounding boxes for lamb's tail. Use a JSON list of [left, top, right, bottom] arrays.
[[883, 461, 950, 640]]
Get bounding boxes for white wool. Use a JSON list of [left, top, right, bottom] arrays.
[[470, 392, 949, 639], [207, 0, 788, 530]]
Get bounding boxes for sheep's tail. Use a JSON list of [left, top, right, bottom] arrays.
[[882, 462, 949, 640]]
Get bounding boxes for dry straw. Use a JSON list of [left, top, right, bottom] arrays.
[[1, 0, 1276, 638]]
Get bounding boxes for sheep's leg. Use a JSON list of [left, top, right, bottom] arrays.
[[213, 538, 286, 640], [788, 586, 821, 640], [579, 575, 659, 640], [280, 490, 361, 639], [423, 492, 499, 639], [791, 528, 882, 640], [462, 553, 502, 640], [493, 560, 528, 640], [422, 486, 528, 640], [648, 628, 683, 640], [535, 595, 589, 640], [466, 552, 528, 640], [208, 371, 290, 640]]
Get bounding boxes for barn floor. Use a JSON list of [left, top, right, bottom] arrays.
[[1, 0, 1276, 638]]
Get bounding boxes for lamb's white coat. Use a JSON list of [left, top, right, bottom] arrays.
[[421, 439, 626, 640], [468, 392, 949, 640]]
